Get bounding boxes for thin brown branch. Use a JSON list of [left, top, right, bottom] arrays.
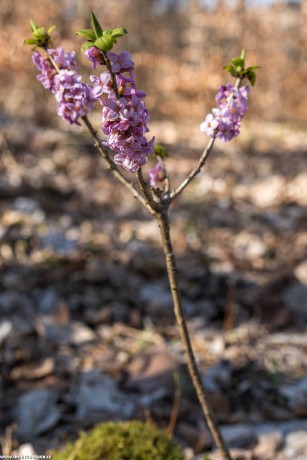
[[136, 169, 157, 211], [157, 209, 233, 460], [45, 49, 61, 73], [81, 115, 155, 215], [161, 157, 171, 201], [166, 372, 181, 438], [171, 137, 215, 200]]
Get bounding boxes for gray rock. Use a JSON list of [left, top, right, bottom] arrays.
[[38, 289, 59, 314], [282, 282, 307, 316], [255, 420, 307, 436], [138, 283, 172, 313], [13, 197, 41, 214], [203, 360, 232, 391], [0, 320, 13, 344], [0, 292, 28, 313], [280, 377, 307, 415], [73, 370, 134, 422], [221, 425, 257, 449], [37, 318, 96, 346], [41, 230, 78, 253], [17, 388, 62, 441]]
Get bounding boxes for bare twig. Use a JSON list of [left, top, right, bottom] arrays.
[[0, 424, 15, 456], [167, 372, 181, 438], [45, 49, 61, 73], [136, 169, 157, 210], [157, 209, 233, 460], [171, 137, 216, 200], [161, 157, 171, 201]]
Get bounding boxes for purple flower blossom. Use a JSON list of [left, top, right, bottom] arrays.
[[106, 50, 134, 73], [48, 46, 77, 71], [200, 113, 219, 137], [84, 47, 104, 69], [149, 162, 166, 188], [200, 84, 249, 142], [53, 70, 94, 125], [215, 83, 234, 105], [89, 50, 154, 173], [90, 72, 112, 99], [32, 47, 94, 125], [32, 51, 56, 90]]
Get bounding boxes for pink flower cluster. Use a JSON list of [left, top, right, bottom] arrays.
[[149, 162, 166, 188], [200, 84, 250, 142], [32, 47, 94, 125], [86, 48, 154, 173]]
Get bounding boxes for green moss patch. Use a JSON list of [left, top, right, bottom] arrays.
[[51, 420, 185, 460]]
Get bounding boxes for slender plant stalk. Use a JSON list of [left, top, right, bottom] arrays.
[[81, 114, 233, 460], [157, 209, 232, 460], [171, 137, 216, 200], [166, 372, 181, 438], [136, 169, 157, 210], [31, 31, 252, 460]]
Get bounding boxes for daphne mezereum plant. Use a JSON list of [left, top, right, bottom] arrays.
[[25, 13, 259, 460]]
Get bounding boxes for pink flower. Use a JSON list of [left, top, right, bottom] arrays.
[[84, 47, 104, 69], [200, 113, 219, 138], [106, 50, 134, 73], [95, 50, 154, 172], [90, 72, 112, 99], [149, 162, 166, 188], [32, 47, 94, 125], [200, 85, 249, 142]]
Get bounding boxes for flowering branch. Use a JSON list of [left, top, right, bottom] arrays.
[[25, 16, 259, 460], [171, 76, 244, 200]]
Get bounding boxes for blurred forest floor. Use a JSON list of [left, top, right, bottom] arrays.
[[0, 117, 307, 460], [1, 1, 307, 459]]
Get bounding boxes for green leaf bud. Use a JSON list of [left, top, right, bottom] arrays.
[[47, 25, 57, 34], [231, 57, 244, 70], [247, 70, 256, 86], [95, 34, 114, 51], [24, 38, 38, 45], [76, 29, 96, 41], [153, 144, 168, 158], [30, 20, 39, 32], [91, 11, 103, 38], [111, 27, 128, 39]]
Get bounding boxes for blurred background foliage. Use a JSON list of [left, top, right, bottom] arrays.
[[1, 0, 307, 130]]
